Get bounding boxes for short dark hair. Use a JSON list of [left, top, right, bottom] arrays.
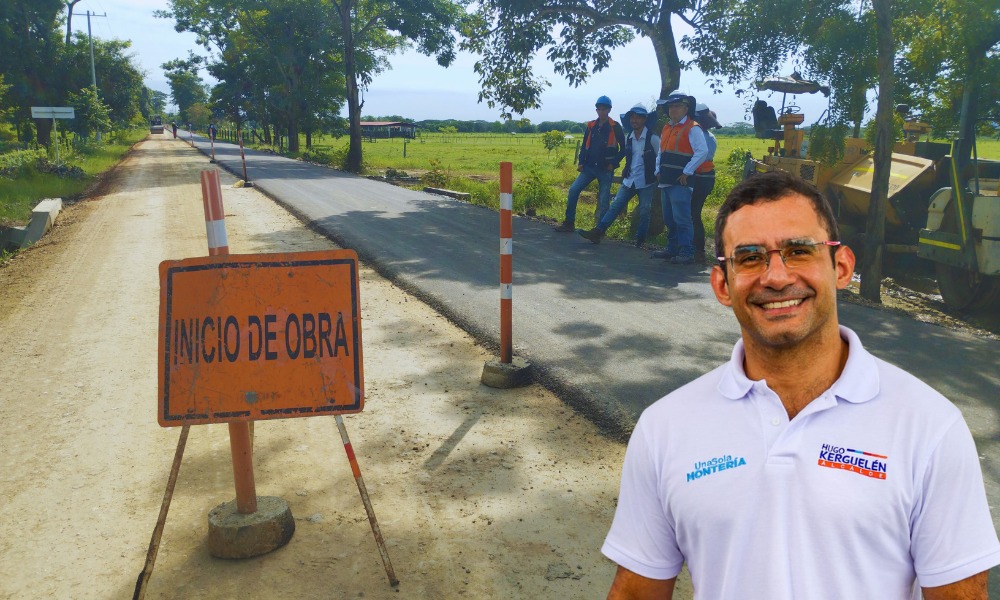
[[714, 170, 840, 259]]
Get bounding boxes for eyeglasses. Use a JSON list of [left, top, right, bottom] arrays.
[[718, 241, 841, 275]]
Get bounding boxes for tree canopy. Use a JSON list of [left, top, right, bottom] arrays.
[[0, 0, 157, 145], [461, 0, 684, 118]]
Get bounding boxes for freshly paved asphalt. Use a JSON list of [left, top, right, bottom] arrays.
[[185, 132, 998, 585]]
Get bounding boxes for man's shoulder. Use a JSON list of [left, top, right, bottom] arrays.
[[641, 363, 730, 421]]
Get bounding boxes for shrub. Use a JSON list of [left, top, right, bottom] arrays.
[[0, 148, 46, 178], [541, 130, 565, 153], [421, 159, 447, 187], [514, 168, 559, 214]]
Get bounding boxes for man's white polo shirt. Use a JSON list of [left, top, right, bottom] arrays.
[[602, 326, 1000, 599]]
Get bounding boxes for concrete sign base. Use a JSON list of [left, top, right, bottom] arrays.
[[207, 496, 295, 559]]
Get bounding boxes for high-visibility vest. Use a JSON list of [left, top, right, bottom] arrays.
[[579, 117, 625, 170], [658, 118, 714, 185]]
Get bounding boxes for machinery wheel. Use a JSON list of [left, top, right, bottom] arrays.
[[934, 203, 1000, 312]]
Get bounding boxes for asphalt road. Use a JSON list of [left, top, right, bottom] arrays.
[[187, 131, 999, 587]]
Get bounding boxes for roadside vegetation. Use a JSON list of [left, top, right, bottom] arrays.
[[0, 129, 147, 227]]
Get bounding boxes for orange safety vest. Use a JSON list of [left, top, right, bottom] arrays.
[[584, 118, 619, 149], [659, 118, 714, 174]]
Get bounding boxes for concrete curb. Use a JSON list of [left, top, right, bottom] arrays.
[[0, 198, 63, 251]]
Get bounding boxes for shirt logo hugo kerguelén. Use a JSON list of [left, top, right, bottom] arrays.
[[817, 443, 888, 479], [686, 454, 747, 482]]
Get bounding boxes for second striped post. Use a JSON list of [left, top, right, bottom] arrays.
[[499, 162, 513, 363], [480, 162, 531, 389]]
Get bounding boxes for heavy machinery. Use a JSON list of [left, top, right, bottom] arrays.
[[745, 77, 1000, 312], [150, 116, 164, 134]]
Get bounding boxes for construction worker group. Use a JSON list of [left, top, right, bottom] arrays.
[[555, 94, 721, 265]]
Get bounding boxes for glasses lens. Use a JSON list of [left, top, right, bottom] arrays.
[[781, 243, 821, 268], [732, 246, 768, 274]]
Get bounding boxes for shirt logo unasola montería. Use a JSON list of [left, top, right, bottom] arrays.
[[686, 455, 747, 482], [817, 443, 888, 480]]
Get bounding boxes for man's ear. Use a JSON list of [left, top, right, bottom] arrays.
[[835, 245, 856, 290], [710, 265, 732, 307]]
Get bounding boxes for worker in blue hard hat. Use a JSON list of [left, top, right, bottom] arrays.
[[554, 95, 626, 233]]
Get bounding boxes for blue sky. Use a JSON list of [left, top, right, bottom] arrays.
[[75, 0, 840, 126]]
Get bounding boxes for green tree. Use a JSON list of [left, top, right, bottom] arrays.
[[186, 102, 212, 129], [66, 85, 112, 139], [162, 55, 208, 124], [62, 34, 146, 127], [140, 88, 169, 122], [541, 130, 565, 153], [896, 0, 1000, 160], [331, 0, 465, 172], [462, 0, 695, 118], [162, 0, 346, 152], [0, 0, 64, 144]]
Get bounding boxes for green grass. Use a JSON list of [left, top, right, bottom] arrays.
[[0, 128, 147, 226]]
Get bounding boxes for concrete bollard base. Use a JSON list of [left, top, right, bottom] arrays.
[[207, 496, 295, 559], [481, 356, 532, 389]]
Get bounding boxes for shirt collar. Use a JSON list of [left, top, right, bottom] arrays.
[[718, 325, 880, 404]]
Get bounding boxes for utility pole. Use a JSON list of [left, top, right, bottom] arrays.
[[70, 9, 107, 141]]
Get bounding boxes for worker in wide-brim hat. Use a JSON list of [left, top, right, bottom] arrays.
[[650, 92, 712, 264]]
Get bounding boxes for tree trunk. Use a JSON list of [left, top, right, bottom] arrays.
[[860, 0, 895, 303], [287, 120, 299, 152], [66, 0, 81, 44], [650, 20, 681, 101], [637, 18, 682, 239], [306, 129, 312, 149], [955, 69, 979, 169], [34, 118, 53, 147], [337, 1, 364, 173]]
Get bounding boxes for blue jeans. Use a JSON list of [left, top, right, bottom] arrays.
[[565, 166, 613, 224], [661, 185, 694, 258], [596, 183, 656, 244], [691, 173, 715, 254]]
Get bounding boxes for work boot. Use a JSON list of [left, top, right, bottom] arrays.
[[650, 249, 675, 259], [577, 228, 603, 244], [553, 221, 575, 233]]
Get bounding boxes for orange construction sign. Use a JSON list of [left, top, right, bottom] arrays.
[[157, 249, 363, 426]]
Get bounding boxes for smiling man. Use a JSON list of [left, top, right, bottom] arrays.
[[602, 170, 1000, 599]]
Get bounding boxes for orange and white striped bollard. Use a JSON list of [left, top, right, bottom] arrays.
[[200, 169, 257, 514], [499, 162, 513, 363]]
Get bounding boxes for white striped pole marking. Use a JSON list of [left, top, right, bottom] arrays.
[[199, 170, 229, 256], [500, 162, 513, 363]]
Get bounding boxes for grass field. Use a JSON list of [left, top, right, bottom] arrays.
[[0, 128, 147, 227]]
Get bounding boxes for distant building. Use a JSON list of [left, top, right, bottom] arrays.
[[359, 121, 416, 140]]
